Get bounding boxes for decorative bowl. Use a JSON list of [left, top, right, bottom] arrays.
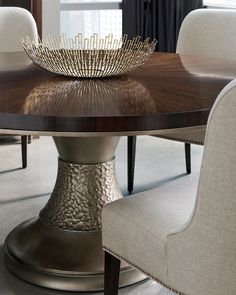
[[21, 34, 157, 78]]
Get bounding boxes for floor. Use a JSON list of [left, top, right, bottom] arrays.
[[0, 136, 203, 295]]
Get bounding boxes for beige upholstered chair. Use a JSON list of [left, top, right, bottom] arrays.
[[127, 9, 236, 193], [0, 7, 37, 168], [103, 79, 236, 295]]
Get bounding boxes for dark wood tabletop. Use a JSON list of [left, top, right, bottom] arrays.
[[0, 52, 236, 135]]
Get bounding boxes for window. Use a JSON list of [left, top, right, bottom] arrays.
[[60, 0, 123, 39], [204, 0, 236, 7]]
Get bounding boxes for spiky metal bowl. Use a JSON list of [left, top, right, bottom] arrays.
[[22, 34, 157, 78]]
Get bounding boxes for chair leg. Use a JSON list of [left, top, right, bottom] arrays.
[[104, 251, 121, 295], [127, 136, 137, 194], [185, 143, 191, 174], [28, 135, 32, 144], [21, 136, 27, 169]]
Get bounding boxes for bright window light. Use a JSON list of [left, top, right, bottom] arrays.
[[61, 0, 122, 2], [204, 0, 236, 7], [60, 0, 122, 39]]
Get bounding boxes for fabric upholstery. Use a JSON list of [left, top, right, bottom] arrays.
[[157, 128, 205, 145], [168, 79, 236, 295], [0, 7, 37, 53], [176, 9, 236, 60], [103, 79, 236, 295], [156, 9, 236, 145], [102, 180, 197, 284]]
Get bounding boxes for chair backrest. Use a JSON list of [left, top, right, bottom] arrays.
[[176, 9, 236, 61], [168, 79, 236, 295], [0, 7, 37, 53]]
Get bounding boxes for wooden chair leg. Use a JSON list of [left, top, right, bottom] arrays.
[[185, 143, 191, 174], [104, 251, 121, 295], [21, 135, 27, 169], [127, 136, 137, 194]]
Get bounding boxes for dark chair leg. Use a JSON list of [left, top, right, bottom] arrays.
[[21, 135, 27, 169], [127, 136, 137, 194], [28, 135, 32, 144], [185, 143, 191, 174], [104, 251, 121, 295]]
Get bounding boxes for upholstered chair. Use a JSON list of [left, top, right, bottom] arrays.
[[0, 7, 37, 168], [127, 8, 236, 193], [103, 78, 236, 295]]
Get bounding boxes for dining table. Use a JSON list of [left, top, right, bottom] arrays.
[[0, 51, 236, 292]]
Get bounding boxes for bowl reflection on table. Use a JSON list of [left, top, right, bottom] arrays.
[[22, 76, 155, 117]]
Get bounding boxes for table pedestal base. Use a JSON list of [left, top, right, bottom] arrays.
[[5, 218, 145, 291], [4, 137, 146, 291]]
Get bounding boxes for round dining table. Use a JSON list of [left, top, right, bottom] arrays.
[[1, 51, 236, 292]]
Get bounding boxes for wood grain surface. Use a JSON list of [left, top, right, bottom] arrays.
[[0, 52, 235, 135]]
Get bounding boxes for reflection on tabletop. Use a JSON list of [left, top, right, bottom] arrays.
[[179, 54, 236, 79], [0, 52, 32, 71], [22, 76, 154, 117]]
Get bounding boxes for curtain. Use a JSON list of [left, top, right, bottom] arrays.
[[0, 0, 31, 10], [123, 0, 204, 52]]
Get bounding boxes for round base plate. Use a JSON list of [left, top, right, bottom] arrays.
[[4, 218, 146, 291]]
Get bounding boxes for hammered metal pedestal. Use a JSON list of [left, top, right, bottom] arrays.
[[4, 137, 146, 291]]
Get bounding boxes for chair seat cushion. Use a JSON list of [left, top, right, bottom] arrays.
[[156, 128, 206, 145], [102, 180, 197, 283]]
